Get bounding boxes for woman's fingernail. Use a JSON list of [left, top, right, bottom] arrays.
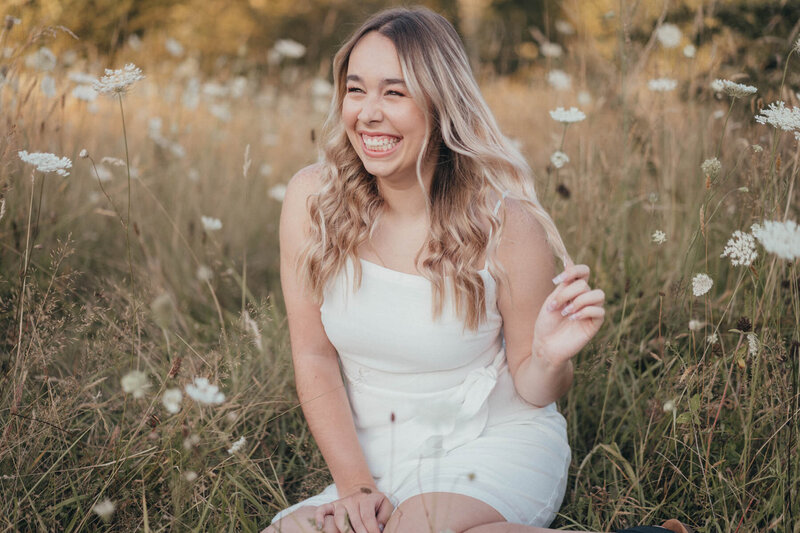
[[568, 313, 579, 321], [561, 305, 573, 316], [552, 274, 564, 284]]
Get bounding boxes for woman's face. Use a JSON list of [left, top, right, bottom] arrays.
[[342, 31, 432, 185]]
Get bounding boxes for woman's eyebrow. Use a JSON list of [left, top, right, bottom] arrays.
[[346, 74, 407, 86]]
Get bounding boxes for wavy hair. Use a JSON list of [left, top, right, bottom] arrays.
[[297, 6, 571, 331]]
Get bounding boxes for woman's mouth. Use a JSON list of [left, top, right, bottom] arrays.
[[360, 133, 401, 155]]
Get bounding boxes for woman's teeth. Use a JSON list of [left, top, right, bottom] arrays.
[[362, 135, 399, 152]]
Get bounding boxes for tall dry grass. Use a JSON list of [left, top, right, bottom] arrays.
[[0, 14, 798, 533]]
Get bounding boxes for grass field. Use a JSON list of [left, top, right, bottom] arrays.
[[1, 16, 799, 533]]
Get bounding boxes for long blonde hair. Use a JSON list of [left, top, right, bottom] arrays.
[[298, 6, 571, 331]]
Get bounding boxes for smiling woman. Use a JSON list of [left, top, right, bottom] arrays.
[[262, 6, 688, 533]]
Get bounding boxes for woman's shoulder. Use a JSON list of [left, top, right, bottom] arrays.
[[287, 162, 325, 195]]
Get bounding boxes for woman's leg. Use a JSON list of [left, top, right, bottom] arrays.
[[383, 492, 596, 533]]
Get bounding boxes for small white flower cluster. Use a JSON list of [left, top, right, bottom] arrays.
[[121, 370, 151, 399], [269, 184, 287, 202], [651, 230, 667, 245], [546, 69, 572, 91], [712, 79, 757, 99], [550, 151, 569, 169], [747, 333, 758, 357], [655, 23, 682, 49], [186, 377, 226, 405], [165, 37, 184, 58], [692, 273, 713, 297], [755, 101, 800, 141], [701, 157, 722, 180], [683, 44, 696, 58], [688, 319, 703, 331], [270, 39, 306, 62], [18, 151, 72, 176], [227, 435, 246, 455], [648, 78, 677, 92], [540, 42, 563, 58], [92, 498, 115, 520], [751, 220, 800, 260], [201, 216, 222, 232], [720, 230, 758, 267], [549, 106, 586, 123], [162, 388, 183, 414], [706, 333, 718, 344], [93, 63, 145, 95]]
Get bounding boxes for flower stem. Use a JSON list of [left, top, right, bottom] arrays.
[[715, 98, 736, 158], [118, 93, 138, 364]]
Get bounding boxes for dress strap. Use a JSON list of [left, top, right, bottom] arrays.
[[484, 190, 510, 270]]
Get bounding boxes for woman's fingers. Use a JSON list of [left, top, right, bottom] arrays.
[[315, 504, 334, 529], [546, 279, 590, 312], [376, 498, 393, 527], [558, 288, 605, 318], [568, 305, 605, 322], [552, 263, 590, 285], [359, 498, 382, 533]]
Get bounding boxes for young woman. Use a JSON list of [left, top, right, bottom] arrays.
[[265, 7, 690, 533]]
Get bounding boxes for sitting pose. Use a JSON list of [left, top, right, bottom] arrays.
[[265, 7, 690, 533]]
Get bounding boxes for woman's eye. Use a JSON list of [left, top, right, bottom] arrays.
[[386, 90, 404, 97], [346, 87, 363, 93]]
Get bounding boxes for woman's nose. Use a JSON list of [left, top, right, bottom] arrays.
[[357, 95, 383, 123]]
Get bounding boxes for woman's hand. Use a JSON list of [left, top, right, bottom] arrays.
[[315, 485, 393, 533], [532, 263, 605, 366]]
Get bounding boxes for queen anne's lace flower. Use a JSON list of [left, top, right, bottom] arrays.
[[549, 107, 586, 123], [692, 273, 713, 296], [92, 498, 115, 520], [269, 184, 286, 202], [651, 230, 667, 245], [273, 39, 306, 59], [540, 42, 563, 58], [683, 44, 696, 58], [714, 79, 757, 98], [755, 101, 800, 133], [227, 436, 246, 455], [706, 333, 718, 344], [121, 370, 150, 398], [689, 319, 703, 331], [721, 230, 758, 267], [18, 151, 72, 176], [701, 158, 721, 180], [162, 388, 183, 414], [751, 220, 800, 260], [186, 377, 226, 405], [546, 70, 571, 91], [655, 23, 682, 48], [648, 78, 677, 92], [93, 63, 145, 95], [201, 216, 222, 232], [550, 151, 569, 169]]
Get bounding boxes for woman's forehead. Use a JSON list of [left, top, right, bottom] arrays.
[[347, 32, 403, 78]]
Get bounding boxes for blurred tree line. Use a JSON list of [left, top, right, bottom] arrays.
[[3, 0, 799, 78]]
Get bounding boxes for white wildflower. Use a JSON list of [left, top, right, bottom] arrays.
[[0, 198, 6, 222], [747, 332, 758, 356], [260, 163, 273, 177], [79, 149, 88, 159], [68, 72, 98, 85], [549, 106, 586, 123], [692, 273, 713, 297], [648, 78, 677, 92], [227, 435, 246, 455], [577, 90, 592, 105], [72, 84, 97, 102], [550, 151, 569, 169], [40, 75, 56, 98], [651, 230, 667, 245], [689, 319, 703, 331], [183, 470, 198, 482], [701, 157, 721, 180], [121, 370, 150, 399], [713, 79, 757, 99], [683, 44, 696, 58], [310, 78, 333, 98], [721, 230, 758, 267], [712, 110, 725, 120], [150, 292, 175, 329], [706, 333, 718, 344], [92, 498, 115, 520], [127, 34, 142, 51], [186, 377, 226, 405], [755, 101, 800, 133], [243, 310, 263, 352], [209, 103, 232, 122], [662, 400, 675, 413], [95, 165, 113, 183], [273, 39, 306, 59], [162, 388, 183, 414], [795, 37, 800, 55], [165, 37, 184, 57], [196, 265, 213, 282], [201, 216, 222, 232], [655, 23, 682, 49], [18, 151, 72, 176], [269, 184, 286, 202], [546, 69, 571, 91], [751, 220, 800, 260], [25, 47, 56, 71], [101, 156, 125, 167], [93, 63, 145, 95], [555, 20, 575, 35], [183, 434, 200, 449], [540, 42, 563, 58]]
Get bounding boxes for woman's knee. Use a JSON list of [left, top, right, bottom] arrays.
[[263, 505, 334, 533], [384, 492, 504, 533]]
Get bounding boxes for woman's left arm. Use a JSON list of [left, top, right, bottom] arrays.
[[495, 199, 605, 408]]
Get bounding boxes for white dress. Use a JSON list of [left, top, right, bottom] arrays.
[[271, 197, 571, 527]]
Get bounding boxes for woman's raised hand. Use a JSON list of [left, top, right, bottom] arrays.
[[532, 263, 605, 366], [314, 485, 393, 533]]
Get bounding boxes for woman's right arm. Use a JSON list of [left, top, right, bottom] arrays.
[[280, 165, 391, 532]]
